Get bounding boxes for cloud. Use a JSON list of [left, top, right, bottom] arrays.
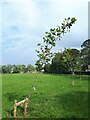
[[1, 0, 88, 65], [2, 0, 40, 48], [0, 3, 3, 65], [3, 35, 39, 65]]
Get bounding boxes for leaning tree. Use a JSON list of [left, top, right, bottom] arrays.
[[35, 17, 77, 71]]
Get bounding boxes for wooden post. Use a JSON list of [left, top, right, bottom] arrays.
[[14, 100, 17, 118], [72, 80, 75, 86], [24, 101, 28, 115], [13, 98, 29, 117], [24, 98, 28, 115]]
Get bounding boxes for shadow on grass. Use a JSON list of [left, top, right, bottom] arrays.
[[44, 73, 89, 81], [5, 106, 25, 117], [54, 91, 88, 118], [64, 75, 89, 81], [5, 92, 18, 101]]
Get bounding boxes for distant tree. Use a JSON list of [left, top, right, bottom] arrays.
[[0, 64, 35, 74], [12, 65, 20, 73], [20, 64, 26, 73], [27, 64, 35, 72], [44, 63, 51, 73], [36, 17, 77, 71], [17, 65, 22, 73], [1, 65, 12, 74], [6, 65, 12, 74], [63, 48, 80, 73], [2, 65, 7, 74], [50, 52, 69, 74], [49, 48, 80, 74], [81, 39, 90, 71]]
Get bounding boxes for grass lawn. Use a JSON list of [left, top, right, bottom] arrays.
[[1, 73, 88, 118]]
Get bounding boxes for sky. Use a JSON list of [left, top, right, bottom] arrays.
[[0, 0, 89, 66]]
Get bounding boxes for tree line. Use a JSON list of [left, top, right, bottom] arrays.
[[0, 64, 35, 74], [0, 39, 89, 75], [42, 39, 90, 74]]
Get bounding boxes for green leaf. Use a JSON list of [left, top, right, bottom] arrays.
[[71, 17, 77, 23], [52, 42, 56, 47], [68, 17, 70, 20], [45, 32, 48, 34], [37, 43, 41, 46], [36, 50, 40, 53]]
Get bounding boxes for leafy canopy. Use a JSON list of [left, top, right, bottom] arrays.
[[35, 17, 77, 71]]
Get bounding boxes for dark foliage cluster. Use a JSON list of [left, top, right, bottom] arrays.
[[44, 39, 90, 74]]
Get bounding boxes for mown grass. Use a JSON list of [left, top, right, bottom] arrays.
[[1, 73, 88, 118]]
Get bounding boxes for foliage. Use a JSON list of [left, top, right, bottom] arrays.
[[50, 51, 69, 74], [81, 39, 90, 71], [44, 63, 51, 73], [1, 65, 7, 74], [44, 48, 80, 74], [0, 64, 35, 74], [12, 65, 21, 73], [62, 48, 80, 73], [36, 17, 77, 71], [27, 64, 35, 72]]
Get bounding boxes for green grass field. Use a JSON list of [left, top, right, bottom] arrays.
[[1, 73, 88, 118]]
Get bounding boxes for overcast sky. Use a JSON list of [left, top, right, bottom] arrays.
[[0, 0, 89, 66]]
